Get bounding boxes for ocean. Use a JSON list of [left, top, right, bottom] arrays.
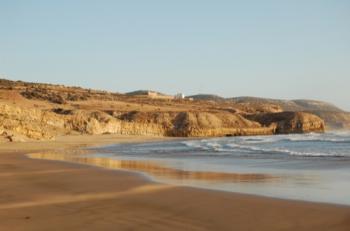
[[92, 132, 350, 205]]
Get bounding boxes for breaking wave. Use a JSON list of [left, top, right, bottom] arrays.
[[182, 132, 350, 158]]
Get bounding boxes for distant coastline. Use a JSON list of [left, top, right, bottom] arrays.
[[3, 78, 348, 143]]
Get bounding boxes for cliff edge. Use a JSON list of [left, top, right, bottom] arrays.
[[0, 79, 326, 142]]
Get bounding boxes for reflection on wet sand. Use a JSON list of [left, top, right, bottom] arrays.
[[28, 151, 277, 183]]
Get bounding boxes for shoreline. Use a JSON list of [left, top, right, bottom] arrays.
[[1, 134, 350, 230], [27, 139, 350, 207], [26, 153, 350, 208]]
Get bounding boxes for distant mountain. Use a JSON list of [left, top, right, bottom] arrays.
[[230, 97, 343, 112], [187, 95, 344, 112], [291, 99, 343, 112]]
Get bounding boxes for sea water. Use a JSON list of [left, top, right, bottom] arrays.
[[92, 132, 350, 205]]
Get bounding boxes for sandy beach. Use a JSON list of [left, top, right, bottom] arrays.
[[2, 0, 350, 229], [0, 134, 349, 231]]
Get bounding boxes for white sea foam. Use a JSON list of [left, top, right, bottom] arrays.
[[101, 132, 350, 206], [182, 132, 349, 157]]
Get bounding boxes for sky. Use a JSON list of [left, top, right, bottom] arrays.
[[1, 0, 350, 110]]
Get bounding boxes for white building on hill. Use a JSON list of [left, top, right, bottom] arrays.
[[174, 93, 185, 99]]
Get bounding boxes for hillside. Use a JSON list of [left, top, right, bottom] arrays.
[[230, 97, 343, 112], [229, 97, 349, 129], [180, 94, 349, 129], [0, 79, 331, 142]]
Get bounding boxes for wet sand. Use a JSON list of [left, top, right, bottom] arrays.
[[1, 134, 350, 231], [29, 151, 277, 183]]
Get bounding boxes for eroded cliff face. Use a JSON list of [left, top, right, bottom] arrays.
[[1, 78, 347, 139], [245, 112, 325, 134], [0, 103, 325, 142], [312, 111, 350, 130], [0, 79, 329, 142], [118, 111, 273, 137], [0, 103, 65, 141], [0, 104, 164, 141]]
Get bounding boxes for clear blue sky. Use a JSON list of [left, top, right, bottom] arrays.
[[1, 1, 350, 110]]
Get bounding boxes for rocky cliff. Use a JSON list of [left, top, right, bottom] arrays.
[[0, 79, 328, 142], [230, 97, 350, 129], [0, 103, 325, 142], [246, 112, 325, 134]]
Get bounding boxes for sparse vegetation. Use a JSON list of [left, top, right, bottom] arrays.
[[0, 78, 348, 142]]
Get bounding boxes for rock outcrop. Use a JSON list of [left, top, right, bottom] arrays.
[[118, 111, 272, 137], [230, 97, 349, 129], [0, 102, 325, 142], [311, 111, 350, 130], [0, 78, 329, 142], [246, 112, 325, 134], [0, 103, 65, 141]]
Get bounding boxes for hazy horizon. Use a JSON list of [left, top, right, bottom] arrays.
[[1, 1, 349, 110]]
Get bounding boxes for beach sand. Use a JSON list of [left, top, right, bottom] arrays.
[[0, 134, 349, 231]]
